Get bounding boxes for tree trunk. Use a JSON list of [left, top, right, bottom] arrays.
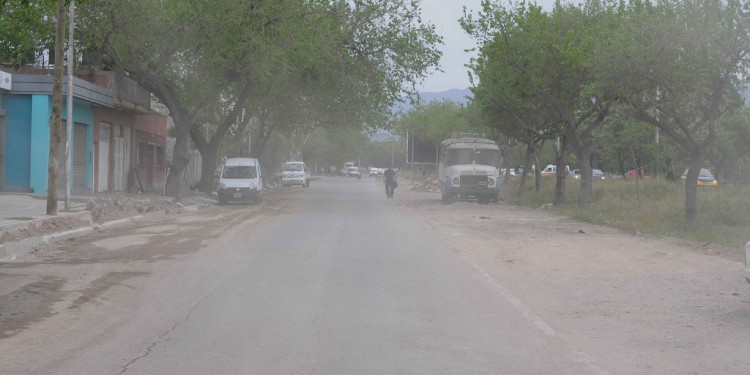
[[553, 137, 569, 206], [249, 112, 275, 158], [503, 140, 514, 186], [577, 156, 593, 206], [195, 141, 220, 195], [191, 83, 253, 194], [519, 143, 533, 191], [533, 149, 541, 191], [47, 0, 66, 215], [164, 119, 191, 197], [684, 151, 706, 229]]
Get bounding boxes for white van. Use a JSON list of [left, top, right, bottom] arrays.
[[217, 158, 263, 204], [281, 161, 310, 187], [541, 164, 570, 176]]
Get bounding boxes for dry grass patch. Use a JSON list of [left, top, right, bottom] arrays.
[[500, 177, 750, 248]]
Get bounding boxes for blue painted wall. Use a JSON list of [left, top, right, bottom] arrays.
[[65, 99, 94, 190], [29, 95, 51, 194], [5, 95, 31, 189], [29, 97, 95, 193], [5, 94, 95, 194]]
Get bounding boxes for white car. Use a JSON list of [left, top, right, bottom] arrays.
[[281, 162, 310, 187], [346, 166, 361, 177], [571, 168, 606, 180]]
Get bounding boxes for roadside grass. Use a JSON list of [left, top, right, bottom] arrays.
[[500, 177, 750, 248]]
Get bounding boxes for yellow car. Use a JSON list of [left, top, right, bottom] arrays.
[[680, 168, 718, 187]]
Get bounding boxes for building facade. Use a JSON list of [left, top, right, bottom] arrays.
[[0, 70, 167, 195]]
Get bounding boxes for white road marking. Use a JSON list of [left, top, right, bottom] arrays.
[[422, 218, 613, 375]]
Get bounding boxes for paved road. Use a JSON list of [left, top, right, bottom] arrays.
[[1, 177, 607, 374]]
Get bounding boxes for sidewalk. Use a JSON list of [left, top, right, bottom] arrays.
[[0, 191, 217, 260], [0, 193, 88, 230]]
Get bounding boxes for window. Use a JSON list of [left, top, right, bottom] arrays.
[[283, 163, 304, 172], [446, 149, 500, 167], [222, 166, 257, 179]]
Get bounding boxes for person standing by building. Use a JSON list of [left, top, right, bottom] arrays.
[[384, 167, 397, 198]]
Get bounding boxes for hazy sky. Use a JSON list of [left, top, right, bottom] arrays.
[[418, 0, 557, 93]]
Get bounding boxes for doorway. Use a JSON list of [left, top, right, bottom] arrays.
[[98, 122, 110, 192], [58, 123, 88, 190]]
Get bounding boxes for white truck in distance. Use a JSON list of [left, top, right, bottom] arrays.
[[438, 133, 501, 204]]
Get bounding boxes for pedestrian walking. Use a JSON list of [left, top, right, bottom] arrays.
[[384, 167, 397, 198]]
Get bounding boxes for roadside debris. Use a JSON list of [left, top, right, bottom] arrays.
[[86, 195, 179, 222], [410, 177, 440, 193]]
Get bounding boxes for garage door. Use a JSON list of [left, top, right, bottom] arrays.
[[73, 123, 86, 188]]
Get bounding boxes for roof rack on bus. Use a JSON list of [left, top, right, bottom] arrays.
[[451, 132, 486, 139]]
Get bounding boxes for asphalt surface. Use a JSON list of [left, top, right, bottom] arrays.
[[0, 177, 607, 374]]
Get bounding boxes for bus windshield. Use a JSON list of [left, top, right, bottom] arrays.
[[446, 148, 499, 167]]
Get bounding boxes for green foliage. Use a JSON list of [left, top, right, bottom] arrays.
[[711, 107, 750, 183], [0, 0, 56, 65], [462, 0, 620, 205], [394, 100, 484, 145]]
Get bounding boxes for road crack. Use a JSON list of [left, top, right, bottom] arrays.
[[116, 282, 224, 375]]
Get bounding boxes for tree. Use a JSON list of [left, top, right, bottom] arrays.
[[462, 3, 559, 192], [394, 100, 479, 146], [462, 0, 616, 206], [78, 0, 441, 196], [614, 0, 750, 227], [0, 0, 56, 66]]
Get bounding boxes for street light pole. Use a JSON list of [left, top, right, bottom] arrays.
[[390, 138, 394, 168], [64, 0, 75, 210]]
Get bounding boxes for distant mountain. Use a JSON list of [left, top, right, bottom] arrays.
[[415, 88, 473, 106], [391, 88, 473, 113]]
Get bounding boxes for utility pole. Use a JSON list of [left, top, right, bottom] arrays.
[[390, 138, 394, 168], [64, 0, 75, 210], [655, 128, 660, 180]]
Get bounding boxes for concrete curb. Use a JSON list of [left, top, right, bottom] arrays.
[[0, 204, 204, 261]]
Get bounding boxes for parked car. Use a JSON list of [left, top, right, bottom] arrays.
[[541, 164, 569, 176], [217, 158, 263, 205], [680, 168, 718, 187], [281, 161, 310, 187], [541, 164, 556, 176], [346, 166, 361, 177], [571, 169, 605, 180], [624, 169, 645, 179], [500, 168, 516, 176], [369, 167, 382, 176]]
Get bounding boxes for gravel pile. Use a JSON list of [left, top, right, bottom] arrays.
[[410, 177, 441, 193]]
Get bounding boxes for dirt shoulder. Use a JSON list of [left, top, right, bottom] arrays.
[[397, 188, 750, 375]]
